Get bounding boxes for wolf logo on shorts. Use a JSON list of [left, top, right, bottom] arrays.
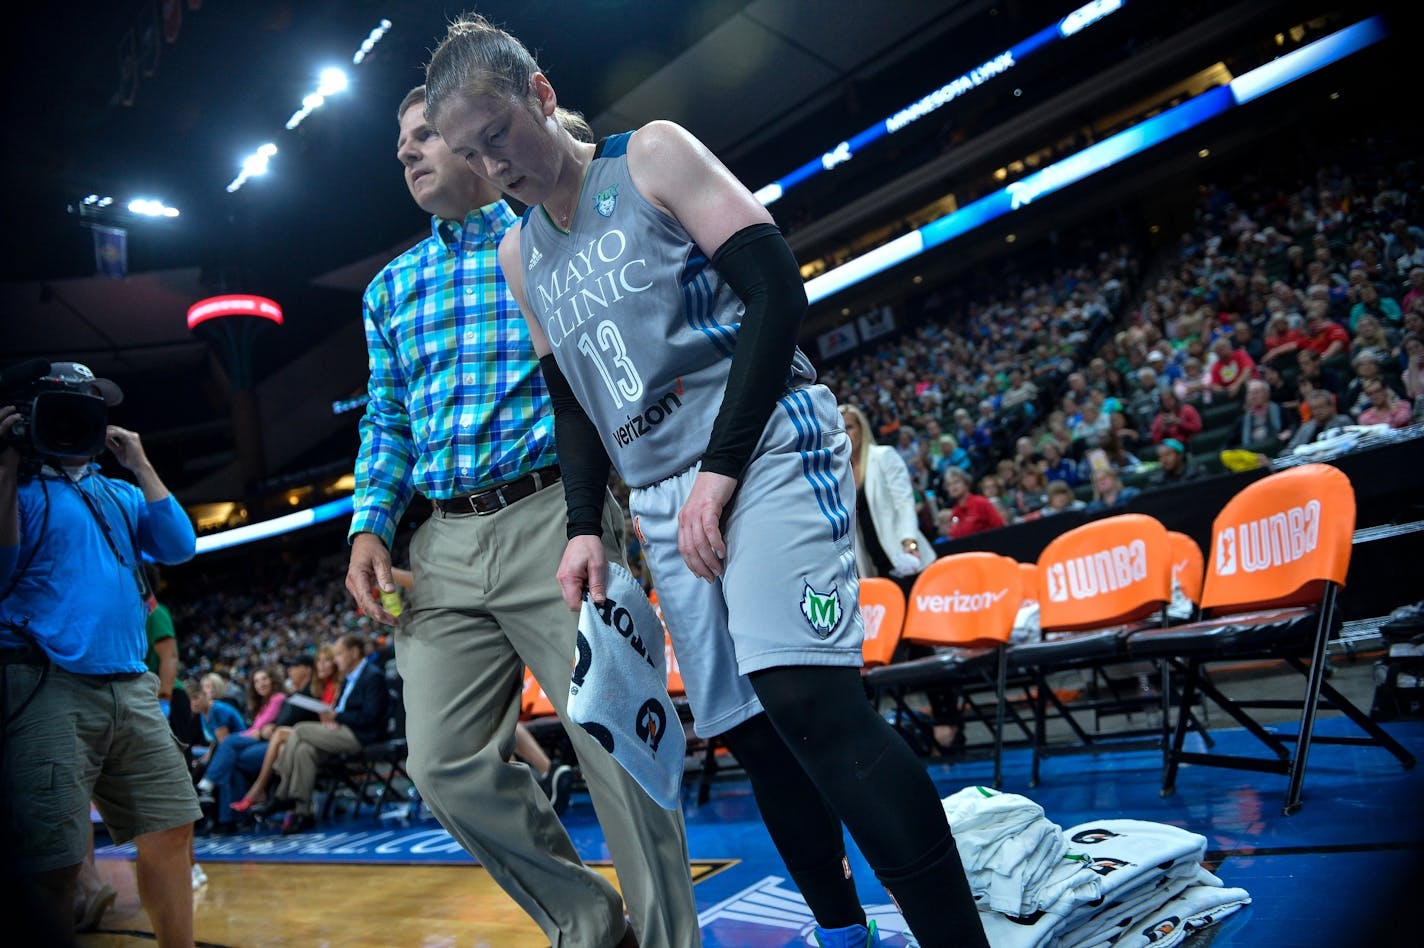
[[800, 581, 844, 638]]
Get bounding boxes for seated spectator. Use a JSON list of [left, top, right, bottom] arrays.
[[1039, 438, 1078, 487], [1207, 335, 1255, 401], [1341, 349, 1405, 416], [1082, 428, 1141, 481], [1231, 318, 1264, 363], [235, 647, 339, 812], [1009, 465, 1050, 519], [1124, 366, 1162, 435], [1149, 388, 1203, 445], [928, 432, 971, 477], [1259, 362, 1298, 415], [1084, 468, 1140, 514], [1106, 403, 1142, 450], [1349, 282, 1402, 331], [267, 635, 389, 834], [190, 674, 245, 783], [198, 667, 285, 833], [1000, 367, 1039, 413], [1230, 378, 1294, 454], [1402, 333, 1424, 418], [1301, 302, 1350, 359], [1296, 348, 1344, 399], [1401, 267, 1424, 317], [1070, 399, 1112, 445], [1145, 439, 1202, 488], [1352, 313, 1399, 361], [1040, 480, 1086, 516], [939, 466, 1005, 541], [1261, 313, 1306, 367], [979, 474, 1016, 526], [1357, 378, 1413, 428], [1286, 389, 1353, 451], [1173, 356, 1212, 405]]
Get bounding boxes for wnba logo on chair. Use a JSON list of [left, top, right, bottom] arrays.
[[1214, 501, 1321, 576], [1045, 540, 1148, 602]]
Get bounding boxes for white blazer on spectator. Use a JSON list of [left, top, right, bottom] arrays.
[[856, 444, 937, 579]]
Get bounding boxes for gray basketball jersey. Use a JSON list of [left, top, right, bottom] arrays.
[[520, 132, 816, 487]]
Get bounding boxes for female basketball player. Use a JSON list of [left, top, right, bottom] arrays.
[[424, 15, 987, 947]]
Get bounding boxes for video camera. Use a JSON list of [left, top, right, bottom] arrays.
[[1, 360, 122, 462]]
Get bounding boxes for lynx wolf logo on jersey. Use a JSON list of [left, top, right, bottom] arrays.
[[800, 582, 843, 638], [594, 184, 619, 217], [1215, 500, 1320, 576]]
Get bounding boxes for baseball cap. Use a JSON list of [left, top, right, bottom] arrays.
[[1161, 438, 1186, 455], [47, 361, 123, 406], [284, 653, 316, 668]]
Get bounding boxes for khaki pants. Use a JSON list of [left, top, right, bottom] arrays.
[[400, 482, 699, 948], [273, 721, 361, 815]]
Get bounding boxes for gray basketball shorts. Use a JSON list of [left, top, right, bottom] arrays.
[[630, 383, 865, 739]]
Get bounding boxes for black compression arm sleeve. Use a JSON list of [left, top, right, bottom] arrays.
[[540, 354, 610, 538], [700, 223, 807, 478]]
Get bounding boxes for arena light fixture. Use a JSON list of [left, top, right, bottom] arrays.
[[194, 496, 353, 554], [753, 0, 1127, 205], [186, 294, 285, 330], [226, 143, 279, 193], [803, 14, 1387, 306]]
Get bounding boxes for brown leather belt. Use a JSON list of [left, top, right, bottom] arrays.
[[434, 466, 561, 516]]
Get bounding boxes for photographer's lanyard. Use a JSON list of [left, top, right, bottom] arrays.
[[63, 470, 144, 596]]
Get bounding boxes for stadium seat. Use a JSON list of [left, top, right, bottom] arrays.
[[1168, 530, 1205, 618], [1007, 514, 1177, 787], [521, 667, 557, 720], [318, 662, 412, 820], [859, 576, 907, 669], [1125, 463, 1416, 814], [865, 552, 1024, 787]]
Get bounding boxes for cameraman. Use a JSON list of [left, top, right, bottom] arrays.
[[1, 362, 199, 947]]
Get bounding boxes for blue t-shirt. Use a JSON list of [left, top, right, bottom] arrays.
[[200, 700, 246, 744], [0, 466, 196, 674]]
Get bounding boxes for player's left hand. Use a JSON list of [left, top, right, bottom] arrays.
[[678, 470, 737, 581]]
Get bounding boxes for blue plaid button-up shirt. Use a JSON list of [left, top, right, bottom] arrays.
[[351, 201, 556, 546]]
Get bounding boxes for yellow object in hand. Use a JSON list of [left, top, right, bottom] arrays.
[[380, 588, 403, 617]]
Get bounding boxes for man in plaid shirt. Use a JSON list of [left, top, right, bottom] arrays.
[[344, 85, 698, 948]]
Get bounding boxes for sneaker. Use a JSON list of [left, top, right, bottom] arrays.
[[75, 882, 117, 932], [541, 764, 575, 816], [813, 920, 880, 947], [191, 863, 208, 890]]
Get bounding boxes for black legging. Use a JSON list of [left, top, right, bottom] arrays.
[[724, 665, 988, 947]]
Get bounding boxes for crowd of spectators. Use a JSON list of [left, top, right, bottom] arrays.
[[816, 147, 1423, 550]]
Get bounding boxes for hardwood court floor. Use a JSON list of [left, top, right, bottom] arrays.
[[79, 656, 1424, 947]]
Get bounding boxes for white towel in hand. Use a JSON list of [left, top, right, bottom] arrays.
[[567, 563, 686, 809]]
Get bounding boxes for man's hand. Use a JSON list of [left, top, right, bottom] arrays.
[[318, 709, 338, 730], [557, 534, 608, 611], [105, 425, 152, 474], [678, 470, 737, 581], [346, 532, 398, 626]]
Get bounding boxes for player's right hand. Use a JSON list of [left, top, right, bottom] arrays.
[[346, 532, 399, 626]]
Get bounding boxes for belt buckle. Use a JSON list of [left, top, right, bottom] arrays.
[[494, 486, 508, 511]]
